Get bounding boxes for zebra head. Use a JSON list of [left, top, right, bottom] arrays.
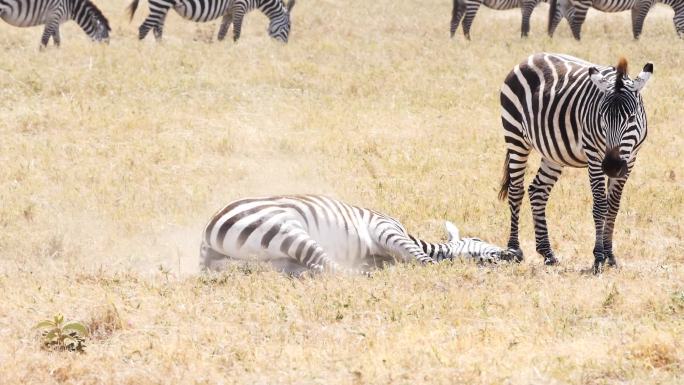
[[588, 58, 653, 178], [444, 221, 508, 263], [75, 0, 111, 43], [268, 0, 295, 42]]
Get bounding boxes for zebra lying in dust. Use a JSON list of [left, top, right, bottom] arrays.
[[200, 195, 513, 275]]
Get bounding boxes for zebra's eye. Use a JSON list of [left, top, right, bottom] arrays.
[[627, 115, 636, 124]]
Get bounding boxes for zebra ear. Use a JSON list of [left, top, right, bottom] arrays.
[[287, 0, 295, 12], [632, 62, 653, 92], [588, 67, 610, 93], [445, 221, 460, 243]]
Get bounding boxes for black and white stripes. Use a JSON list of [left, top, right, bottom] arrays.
[[200, 195, 509, 275], [548, 0, 684, 39], [451, 0, 560, 39], [0, 0, 110, 47], [499, 53, 652, 272], [127, 0, 295, 42]]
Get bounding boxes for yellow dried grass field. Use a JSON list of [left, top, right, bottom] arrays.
[[0, 1, 682, 384]]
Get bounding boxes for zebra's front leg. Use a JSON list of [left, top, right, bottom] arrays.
[[217, 13, 233, 41], [450, 0, 466, 38], [138, 7, 170, 41], [461, 1, 481, 40], [602, 162, 634, 267], [52, 27, 61, 47], [588, 162, 608, 274], [503, 150, 530, 262], [528, 159, 563, 265]]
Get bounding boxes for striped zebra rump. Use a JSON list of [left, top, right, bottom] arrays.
[[200, 195, 511, 275]]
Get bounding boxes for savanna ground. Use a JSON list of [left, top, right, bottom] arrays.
[[1, 0, 683, 383]]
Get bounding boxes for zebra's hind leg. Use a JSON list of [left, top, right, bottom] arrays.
[[500, 149, 530, 262], [40, 18, 61, 48], [520, 0, 537, 38], [280, 229, 370, 276], [528, 159, 563, 265], [217, 13, 233, 41], [461, 1, 481, 40], [569, 1, 590, 40], [450, 0, 466, 38]]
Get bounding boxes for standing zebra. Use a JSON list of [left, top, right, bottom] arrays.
[[0, 0, 110, 48], [201, 195, 511, 275], [451, 0, 566, 39], [548, 0, 683, 39], [127, 0, 295, 43], [499, 53, 653, 273]]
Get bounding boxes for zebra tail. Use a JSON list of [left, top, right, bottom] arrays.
[[127, 0, 140, 22], [498, 153, 510, 201], [548, 0, 558, 35]]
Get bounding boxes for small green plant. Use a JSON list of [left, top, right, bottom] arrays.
[[35, 313, 88, 352]]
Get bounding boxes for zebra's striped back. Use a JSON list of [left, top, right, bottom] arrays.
[[0, 0, 110, 46], [201, 195, 509, 275]]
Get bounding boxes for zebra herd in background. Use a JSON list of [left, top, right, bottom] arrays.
[[0, 0, 682, 46], [450, 0, 684, 39], [0, 0, 295, 46]]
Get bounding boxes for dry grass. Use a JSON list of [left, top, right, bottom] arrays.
[[1, 1, 683, 384]]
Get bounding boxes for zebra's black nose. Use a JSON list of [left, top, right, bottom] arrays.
[[602, 147, 628, 178]]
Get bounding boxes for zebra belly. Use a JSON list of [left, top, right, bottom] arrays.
[[591, 1, 637, 12], [173, 3, 226, 22], [1, 14, 50, 28]]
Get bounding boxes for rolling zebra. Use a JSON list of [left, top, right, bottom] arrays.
[[0, 0, 110, 48], [548, 0, 684, 39], [451, 0, 568, 39], [127, 0, 295, 43], [499, 53, 653, 273], [200, 195, 512, 275]]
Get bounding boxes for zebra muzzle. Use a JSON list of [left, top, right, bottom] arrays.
[[601, 147, 628, 178]]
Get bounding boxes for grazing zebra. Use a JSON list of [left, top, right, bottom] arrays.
[[451, 0, 567, 39], [127, 0, 295, 43], [0, 0, 110, 48], [200, 195, 511, 275], [499, 53, 653, 273], [548, 0, 683, 39]]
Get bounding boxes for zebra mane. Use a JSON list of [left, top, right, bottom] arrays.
[[615, 57, 628, 91], [82, 0, 111, 32]]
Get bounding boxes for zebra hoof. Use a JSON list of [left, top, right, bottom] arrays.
[[502, 248, 523, 263], [543, 256, 558, 266], [605, 256, 618, 268]]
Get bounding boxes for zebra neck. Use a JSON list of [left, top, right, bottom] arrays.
[[261, 3, 287, 20]]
